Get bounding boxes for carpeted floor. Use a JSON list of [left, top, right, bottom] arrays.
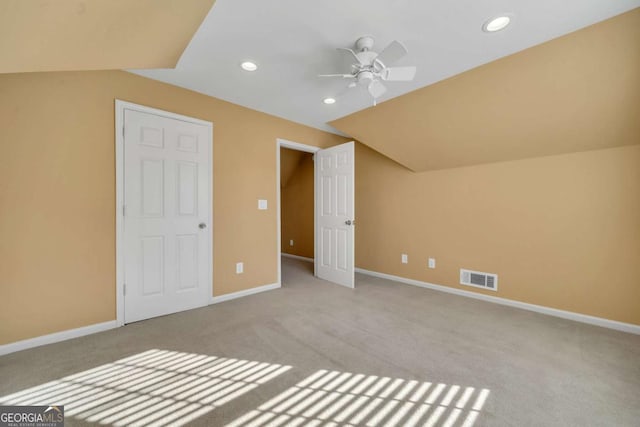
[[1, 257, 639, 426]]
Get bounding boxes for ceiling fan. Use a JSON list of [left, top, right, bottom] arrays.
[[319, 36, 417, 106]]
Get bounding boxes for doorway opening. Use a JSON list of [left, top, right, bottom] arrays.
[[276, 139, 318, 286], [276, 138, 356, 289]]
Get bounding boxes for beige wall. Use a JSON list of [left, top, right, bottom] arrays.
[[0, 70, 348, 344], [2, 16, 639, 345], [355, 143, 640, 325], [281, 150, 314, 258]]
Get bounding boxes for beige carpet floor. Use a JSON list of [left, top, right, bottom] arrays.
[[1, 257, 639, 426]]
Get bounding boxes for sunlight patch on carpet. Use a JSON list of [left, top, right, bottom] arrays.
[[0, 349, 291, 426], [226, 369, 490, 427]]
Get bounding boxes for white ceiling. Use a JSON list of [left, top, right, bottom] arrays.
[[132, 0, 640, 135]]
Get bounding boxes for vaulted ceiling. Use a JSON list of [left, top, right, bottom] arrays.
[[3, 1, 639, 171], [0, 0, 215, 74], [130, 0, 640, 171], [132, 0, 639, 132], [331, 9, 640, 171], [280, 148, 308, 188]]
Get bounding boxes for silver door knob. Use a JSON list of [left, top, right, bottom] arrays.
[[345, 220, 352, 226], [199, 223, 207, 229]]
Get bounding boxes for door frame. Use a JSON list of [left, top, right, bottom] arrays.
[[115, 100, 214, 326], [276, 138, 319, 285]]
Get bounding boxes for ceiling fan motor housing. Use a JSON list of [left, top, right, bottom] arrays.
[[355, 51, 378, 67], [357, 70, 375, 85]]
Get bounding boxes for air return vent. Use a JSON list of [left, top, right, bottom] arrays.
[[460, 269, 498, 291]]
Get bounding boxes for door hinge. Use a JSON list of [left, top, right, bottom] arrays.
[[123, 283, 126, 296], [122, 126, 125, 137], [122, 205, 126, 216]]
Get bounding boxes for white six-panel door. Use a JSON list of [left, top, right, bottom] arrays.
[[315, 141, 355, 288], [123, 108, 211, 323]]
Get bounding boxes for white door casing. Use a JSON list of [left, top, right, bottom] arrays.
[[315, 141, 355, 288], [119, 103, 212, 324], [276, 139, 319, 287]]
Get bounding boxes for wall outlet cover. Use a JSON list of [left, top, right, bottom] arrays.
[[289, 239, 294, 246], [258, 199, 268, 210], [428, 258, 436, 269], [236, 262, 244, 274], [401, 254, 408, 264]]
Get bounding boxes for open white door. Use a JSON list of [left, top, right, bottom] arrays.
[[315, 141, 355, 288], [122, 107, 212, 323]]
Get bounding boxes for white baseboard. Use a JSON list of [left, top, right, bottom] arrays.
[[210, 282, 280, 304], [2, 283, 281, 356], [281, 253, 314, 263], [0, 320, 118, 357], [355, 268, 640, 335]]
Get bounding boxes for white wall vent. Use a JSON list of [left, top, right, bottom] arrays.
[[460, 269, 498, 291]]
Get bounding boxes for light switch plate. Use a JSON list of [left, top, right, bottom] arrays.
[[401, 254, 408, 264], [258, 199, 268, 210], [428, 258, 436, 269]]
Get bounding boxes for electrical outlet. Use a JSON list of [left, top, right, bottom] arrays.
[[401, 254, 408, 264], [289, 239, 294, 246], [236, 262, 244, 274], [258, 199, 268, 210], [428, 258, 436, 269]]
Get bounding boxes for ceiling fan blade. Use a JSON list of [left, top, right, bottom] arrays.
[[337, 47, 366, 65], [318, 74, 354, 78], [382, 66, 416, 81], [368, 80, 387, 99], [376, 40, 408, 67]]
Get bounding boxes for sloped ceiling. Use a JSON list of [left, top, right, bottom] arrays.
[[133, 0, 640, 135], [280, 148, 307, 188], [0, 0, 215, 74], [330, 9, 640, 172]]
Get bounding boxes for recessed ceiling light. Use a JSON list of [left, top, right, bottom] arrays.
[[240, 61, 257, 71], [323, 97, 336, 105], [483, 15, 511, 32]]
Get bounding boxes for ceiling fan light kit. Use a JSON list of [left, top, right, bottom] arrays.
[[319, 35, 417, 106]]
